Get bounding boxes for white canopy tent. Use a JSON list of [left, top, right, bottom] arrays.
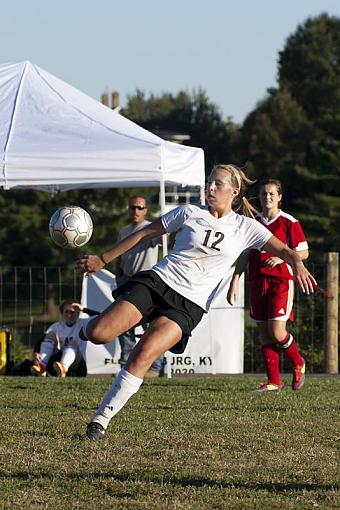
[[0, 61, 205, 203]]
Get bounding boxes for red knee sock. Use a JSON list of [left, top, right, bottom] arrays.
[[278, 332, 304, 367], [261, 343, 281, 385]]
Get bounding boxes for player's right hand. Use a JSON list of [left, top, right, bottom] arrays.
[[33, 352, 41, 362], [77, 255, 105, 275], [71, 302, 83, 312]]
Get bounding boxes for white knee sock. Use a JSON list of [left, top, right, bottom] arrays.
[[40, 339, 55, 367], [91, 368, 143, 429], [60, 347, 77, 371]]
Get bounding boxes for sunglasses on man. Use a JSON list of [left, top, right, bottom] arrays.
[[129, 205, 146, 210]]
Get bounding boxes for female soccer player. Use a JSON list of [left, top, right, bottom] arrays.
[[228, 179, 309, 392], [78, 166, 316, 439]]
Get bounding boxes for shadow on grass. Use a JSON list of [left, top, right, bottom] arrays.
[[145, 383, 223, 393], [2, 404, 92, 411], [0, 470, 338, 493]]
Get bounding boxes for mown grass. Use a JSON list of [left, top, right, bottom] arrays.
[[0, 375, 338, 509]]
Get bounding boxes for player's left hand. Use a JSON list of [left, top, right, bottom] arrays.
[[77, 255, 105, 275], [263, 256, 283, 268]]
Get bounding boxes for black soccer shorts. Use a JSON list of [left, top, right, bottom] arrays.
[[113, 270, 205, 354]]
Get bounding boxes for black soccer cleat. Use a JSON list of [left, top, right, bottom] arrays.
[[85, 422, 107, 440]]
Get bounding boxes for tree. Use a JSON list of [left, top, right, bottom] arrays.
[[278, 14, 340, 129], [239, 88, 313, 177], [122, 89, 235, 173], [237, 14, 340, 252]]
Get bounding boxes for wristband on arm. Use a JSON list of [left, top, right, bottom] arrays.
[[99, 254, 108, 265], [82, 307, 100, 317]]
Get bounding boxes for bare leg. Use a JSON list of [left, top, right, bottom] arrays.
[[267, 319, 287, 343], [126, 316, 182, 378], [85, 299, 143, 344]]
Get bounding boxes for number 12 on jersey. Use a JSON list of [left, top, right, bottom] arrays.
[[202, 229, 224, 251]]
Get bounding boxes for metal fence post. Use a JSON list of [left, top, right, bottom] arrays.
[[324, 252, 339, 374]]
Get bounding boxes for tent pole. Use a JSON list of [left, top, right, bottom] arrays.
[[160, 150, 171, 379], [200, 185, 206, 205], [159, 177, 168, 256]]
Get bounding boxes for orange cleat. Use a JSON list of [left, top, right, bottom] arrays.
[[254, 382, 283, 393], [30, 361, 47, 377], [53, 361, 67, 378], [292, 362, 305, 390]]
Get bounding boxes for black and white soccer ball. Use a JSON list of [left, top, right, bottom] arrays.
[[49, 206, 93, 249]]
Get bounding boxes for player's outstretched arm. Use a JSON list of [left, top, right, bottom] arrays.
[[263, 236, 317, 294], [77, 218, 166, 275]]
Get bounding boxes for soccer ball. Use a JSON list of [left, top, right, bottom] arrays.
[[49, 206, 93, 249]]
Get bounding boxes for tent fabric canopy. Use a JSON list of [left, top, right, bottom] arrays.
[[0, 61, 205, 191]]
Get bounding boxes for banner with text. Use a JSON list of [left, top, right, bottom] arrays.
[[81, 269, 244, 375]]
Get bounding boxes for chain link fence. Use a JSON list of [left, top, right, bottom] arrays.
[[0, 260, 329, 372], [0, 266, 83, 353]]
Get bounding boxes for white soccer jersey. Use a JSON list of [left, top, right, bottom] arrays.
[[45, 318, 89, 349], [152, 204, 272, 311]]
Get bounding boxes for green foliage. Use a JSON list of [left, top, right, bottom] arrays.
[[122, 89, 234, 172], [9, 335, 32, 364], [278, 13, 340, 127], [239, 89, 313, 176], [0, 376, 338, 509], [236, 13, 340, 252]]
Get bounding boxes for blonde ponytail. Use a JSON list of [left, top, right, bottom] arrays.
[[233, 195, 258, 218]]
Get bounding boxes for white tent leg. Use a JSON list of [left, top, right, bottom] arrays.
[[200, 184, 206, 205], [159, 177, 168, 256], [160, 167, 172, 378]]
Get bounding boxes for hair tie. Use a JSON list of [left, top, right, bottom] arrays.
[[229, 166, 241, 190]]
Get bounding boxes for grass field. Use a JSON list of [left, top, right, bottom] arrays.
[[0, 374, 338, 509]]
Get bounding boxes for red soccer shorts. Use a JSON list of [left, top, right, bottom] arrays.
[[249, 277, 295, 322]]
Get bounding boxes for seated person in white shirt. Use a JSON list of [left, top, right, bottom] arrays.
[[31, 298, 98, 377]]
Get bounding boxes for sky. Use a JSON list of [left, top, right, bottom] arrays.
[[2, 0, 340, 124]]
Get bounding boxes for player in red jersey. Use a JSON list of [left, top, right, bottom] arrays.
[[228, 179, 308, 392]]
